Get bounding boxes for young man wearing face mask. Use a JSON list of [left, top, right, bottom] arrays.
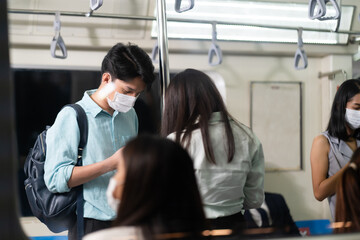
[[44, 42, 155, 240]]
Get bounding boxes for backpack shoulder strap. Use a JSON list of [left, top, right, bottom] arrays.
[[69, 104, 88, 150], [66, 103, 87, 240]]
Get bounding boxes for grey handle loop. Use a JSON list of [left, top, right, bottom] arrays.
[[308, 0, 326, 20], [208, 22, 222, 66], [151, 42, 159, 64], [320, 0, 340, 21], [86, 0, 103, 17], [175, 0, 194, 13], [294, 28, 308, 70], [50, 12, 67, 59], [294, 48, 308, 70], [308, 0, 340, 21]]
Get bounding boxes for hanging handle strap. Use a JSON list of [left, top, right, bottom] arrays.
[[294, 28, 308, 70], [319, 0, 341, 21], [175, 0, 194, 13], [86, 0, 103, 17], [208, 22, 222, 66], [294, 48, 308, 70], [308, 0, 326, 20], [50, 12, 67, 59], [151, 41, 159, 64], [309, 0, 341, 20]]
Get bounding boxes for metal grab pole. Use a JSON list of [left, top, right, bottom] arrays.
[[156, 0, 170, 113]]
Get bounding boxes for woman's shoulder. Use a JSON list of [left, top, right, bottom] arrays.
[[229, 120, 258, 141], [314, 134, 329, 142], [312, 134, 330, 152], [83, 226, 144, 240]]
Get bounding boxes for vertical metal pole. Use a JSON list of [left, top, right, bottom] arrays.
[[156, 0, 170, 112]]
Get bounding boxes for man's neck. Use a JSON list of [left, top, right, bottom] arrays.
[[90, 89, 114, 115]]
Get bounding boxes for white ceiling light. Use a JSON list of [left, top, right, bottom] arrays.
[[152, 0, 355, 45]]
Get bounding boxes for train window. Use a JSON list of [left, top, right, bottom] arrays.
[[152, 0, 354, 44]]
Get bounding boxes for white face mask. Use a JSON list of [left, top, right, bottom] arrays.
[[106, 178, 122, 212], [107, 91, 137, 113], [345, 108, 360, 130]]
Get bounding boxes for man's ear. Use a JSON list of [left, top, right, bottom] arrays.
[[101, 72, 112, 84]]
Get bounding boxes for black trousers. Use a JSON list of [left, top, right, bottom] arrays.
[[68, 218, 113, 240], [207, 211, 246, 233]]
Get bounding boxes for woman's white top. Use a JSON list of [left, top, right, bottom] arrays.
[[83, 226, 144, 240], [168, 112, 265, 219]]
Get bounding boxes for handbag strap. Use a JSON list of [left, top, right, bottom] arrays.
[[68, 104, 88, 240]]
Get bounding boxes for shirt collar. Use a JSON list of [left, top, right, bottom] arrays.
[[338, 141, 354, 159], [82, 89, 106, 118], [326, 132, 360, 159], [326, 133, 340, 144], [208, 112, 225, 124]]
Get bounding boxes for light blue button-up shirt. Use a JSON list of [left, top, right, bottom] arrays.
[[44, 90, 138, 220]]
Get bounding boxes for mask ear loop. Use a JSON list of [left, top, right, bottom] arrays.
[[208, 22, 222, 66], [86, 0, 103, 17], [175, 0, 195, 13], [50, 11, 67, 59], [151, 41, 159, 64], [294, 28, 308, 70]]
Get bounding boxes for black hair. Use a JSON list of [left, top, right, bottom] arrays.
[[327, 79, 360, 141], [114, 134, 206, 240], [101, 42, 155, 90], [335, 147, 360, 233], [161, 68, 236, 164]]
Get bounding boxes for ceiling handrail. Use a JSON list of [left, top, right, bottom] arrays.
[[208, 22, 222, 66], [86, 0, 103, 17], [308, 0, 341, 21], [50, 12, 67, 59], [8, 9, 360, 36], [175, 0, 194, 13], [294, 28, 308, 70]]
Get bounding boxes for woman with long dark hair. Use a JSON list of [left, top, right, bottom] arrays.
[[161, 68, 265, 231], [335, 147, 360, 233], [83, 135, 206, 240], [310, 79, 360, 219]]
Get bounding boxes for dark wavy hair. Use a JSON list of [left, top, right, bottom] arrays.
[[101, 42, 155, 90], [335, 147, 360, 233], [161, 68, 236, 164], [113, 134, 206, 240], [327, 79, 360, 141]]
